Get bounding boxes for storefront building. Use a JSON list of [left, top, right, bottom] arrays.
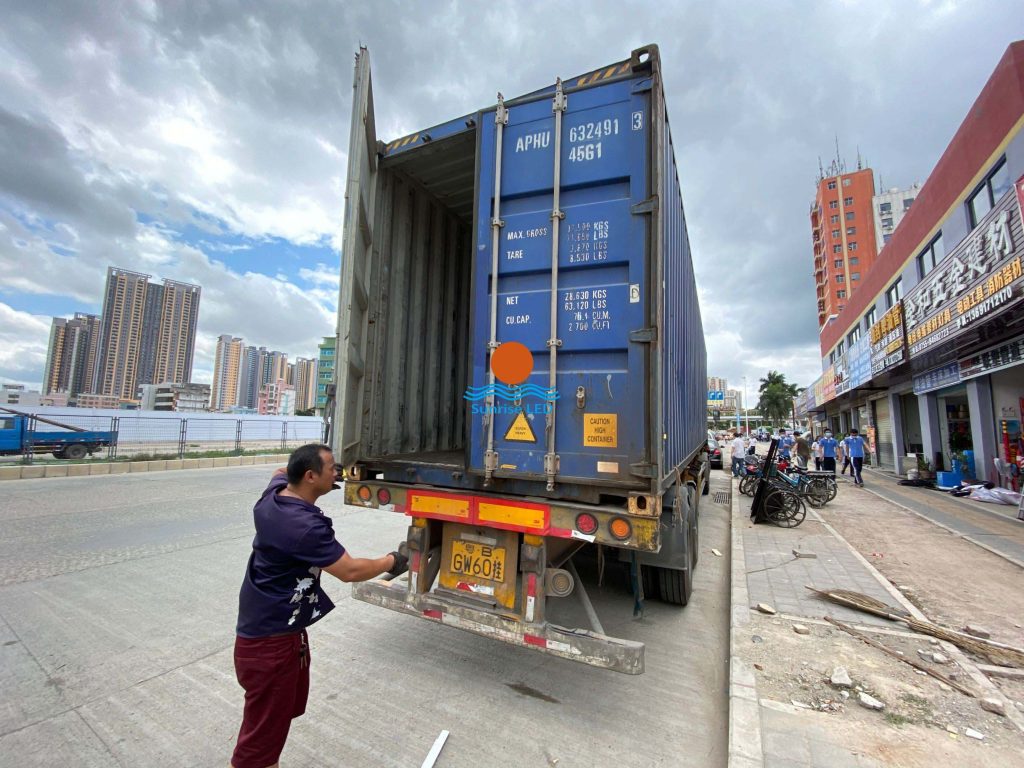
[[800, 41, 1024, 482]]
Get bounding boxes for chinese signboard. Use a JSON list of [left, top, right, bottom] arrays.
[[847, 334, 871, 389], [869, 302, 906, 375], [912, 362, 961, 395], [904, 186, 1024, 358], [833, 350, 850, 397], [958, 334, 1024, 380], [821, 365, 837, 402]]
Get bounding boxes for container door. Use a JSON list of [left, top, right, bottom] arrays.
[[468, 74, 651, 488], [334, 48, 379, 465]]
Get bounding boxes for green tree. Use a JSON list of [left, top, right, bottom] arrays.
[[756, 370, 799, 426]]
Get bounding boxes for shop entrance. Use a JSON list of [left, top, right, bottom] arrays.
[[937, 388, 971, 472]]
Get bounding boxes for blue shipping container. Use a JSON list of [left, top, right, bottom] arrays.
[[335, 44, 706, 504]]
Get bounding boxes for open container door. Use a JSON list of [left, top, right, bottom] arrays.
[[335, 47, 379, 466]]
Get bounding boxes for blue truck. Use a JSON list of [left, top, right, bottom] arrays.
[[333, 45, 707, 674], [0, 409, 115, 460]]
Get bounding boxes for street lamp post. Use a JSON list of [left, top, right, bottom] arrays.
[[743, 376, 750, 436]]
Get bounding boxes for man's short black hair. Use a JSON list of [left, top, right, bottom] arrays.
[[287, 443, 333, 484], [850, 428, 859, 434]]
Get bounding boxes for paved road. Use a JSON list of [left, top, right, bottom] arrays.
[[0, 467, 731, 767]]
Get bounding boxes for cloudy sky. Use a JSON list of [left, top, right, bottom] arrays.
[[1, 1, 1022, 398]]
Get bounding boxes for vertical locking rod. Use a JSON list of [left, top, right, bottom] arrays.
[[544, 78, 567, 491], [484, 94, 508, 484]]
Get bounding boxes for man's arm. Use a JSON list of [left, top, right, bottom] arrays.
[[323, 551, 400, 583]]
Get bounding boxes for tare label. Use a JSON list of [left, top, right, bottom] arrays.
[[583, 413, 618, 448]]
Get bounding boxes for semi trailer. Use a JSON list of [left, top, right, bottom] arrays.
[[333, 44, 707, 674]]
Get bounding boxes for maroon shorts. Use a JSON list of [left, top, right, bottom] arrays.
[[231, 630, 310, 768]]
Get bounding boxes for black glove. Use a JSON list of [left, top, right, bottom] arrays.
[[387, 544, 409, 576]]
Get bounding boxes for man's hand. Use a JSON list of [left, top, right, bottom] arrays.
[[388, 542, 409, 576]]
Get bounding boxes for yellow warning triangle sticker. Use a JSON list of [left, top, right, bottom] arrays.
[[504, 411, 537, 443]]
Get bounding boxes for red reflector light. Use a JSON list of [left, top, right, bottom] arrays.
[[377, 487, 391, 505], [575, 513, 598, 535], [356, 485, 372, 502]]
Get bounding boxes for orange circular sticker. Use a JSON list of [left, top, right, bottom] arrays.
[[490, 341, 533, 385]]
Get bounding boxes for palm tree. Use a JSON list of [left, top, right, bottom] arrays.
[[756, 370, 799, 425]]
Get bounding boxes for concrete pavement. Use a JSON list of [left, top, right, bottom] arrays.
[[0, 466, 733, 767], [861, 468, 1024, 567]]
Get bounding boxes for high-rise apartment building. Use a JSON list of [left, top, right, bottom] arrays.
[[210, 335, 244, 411], [91, 267, 201, 400], [316, 336, 336, 416], [261, 350, 289, 390], [872, 183, 922, 252], [810, 166, 879, 328], [293, 357, 318, 413], [152, 279, 201, 385], [237, 345, 261, 409], [42, 313, 100, 397], [707, 376, 728, 393], [94, 268, 150, 399]]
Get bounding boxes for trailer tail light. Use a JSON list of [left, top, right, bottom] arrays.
[[376, 487, 391, 505], [357, 485, 372, 502], [575, 512, 598, 535], [609, 517, 631, 540]]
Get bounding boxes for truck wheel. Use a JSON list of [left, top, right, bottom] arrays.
[[657, 565, 692, 606], [52, 449, 66, 459], [63, 444, 88, 460]]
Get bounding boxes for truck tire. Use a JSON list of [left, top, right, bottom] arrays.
[[63, 444, 88, 460], [656, 490, 695, 606], [52, 449, 66, 459]]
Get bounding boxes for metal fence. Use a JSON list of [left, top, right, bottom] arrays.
[[8, 412, 327, 463]]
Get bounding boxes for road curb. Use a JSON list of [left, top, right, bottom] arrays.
[[0, 454, 290, 481], [858, 482, 1024, 570], [728, 478, 764, 768]]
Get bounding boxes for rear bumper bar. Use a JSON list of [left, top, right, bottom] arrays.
[[352, 578, 644, 675]]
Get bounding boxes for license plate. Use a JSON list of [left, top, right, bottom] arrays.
[[450, 540, 506, 581]]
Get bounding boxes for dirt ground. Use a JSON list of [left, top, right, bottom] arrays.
[[741, 615, 1024, 767], [815, 486, 1024, 650]]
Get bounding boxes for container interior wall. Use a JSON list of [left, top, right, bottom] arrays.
[[361, 143, 474, 461], [661, 105, 707, 479]]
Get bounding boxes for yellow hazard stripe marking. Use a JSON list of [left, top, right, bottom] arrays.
[[577, 62, 628, 87]]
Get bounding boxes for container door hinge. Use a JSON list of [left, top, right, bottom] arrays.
[[631, 198, 658, 215], [630, 462, 656, 478], [629, 327, 657, 343]]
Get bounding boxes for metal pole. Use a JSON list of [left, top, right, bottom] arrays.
[[743, 376, 750, 436]]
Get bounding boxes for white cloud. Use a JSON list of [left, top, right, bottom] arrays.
[[1, 0, 1021, 396], [0, 302, 50, 386]]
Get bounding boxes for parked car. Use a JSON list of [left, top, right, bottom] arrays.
[[707, 431, 723, 469]]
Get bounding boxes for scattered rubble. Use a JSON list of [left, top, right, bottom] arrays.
[[858, 692, 885, 711], [963, 625, 992, 639], [792, 549, 817, 559], [711, 548, 723, 557], [830, 667, 853, 688], [946, 724, 958, 735], [793, 624, 810, 635], [965, 727, 985, 741], [756, 603, 776, 615], [979, 698, 1006, 717]]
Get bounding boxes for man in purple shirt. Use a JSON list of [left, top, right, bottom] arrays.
[[231, 443, 407, 768]]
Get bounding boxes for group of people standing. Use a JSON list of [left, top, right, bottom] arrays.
[[728, 427, 870, 487]]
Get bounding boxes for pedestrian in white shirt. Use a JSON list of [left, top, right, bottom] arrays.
[[811, 436, 823, 471], [731, 433, 747, 477]]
